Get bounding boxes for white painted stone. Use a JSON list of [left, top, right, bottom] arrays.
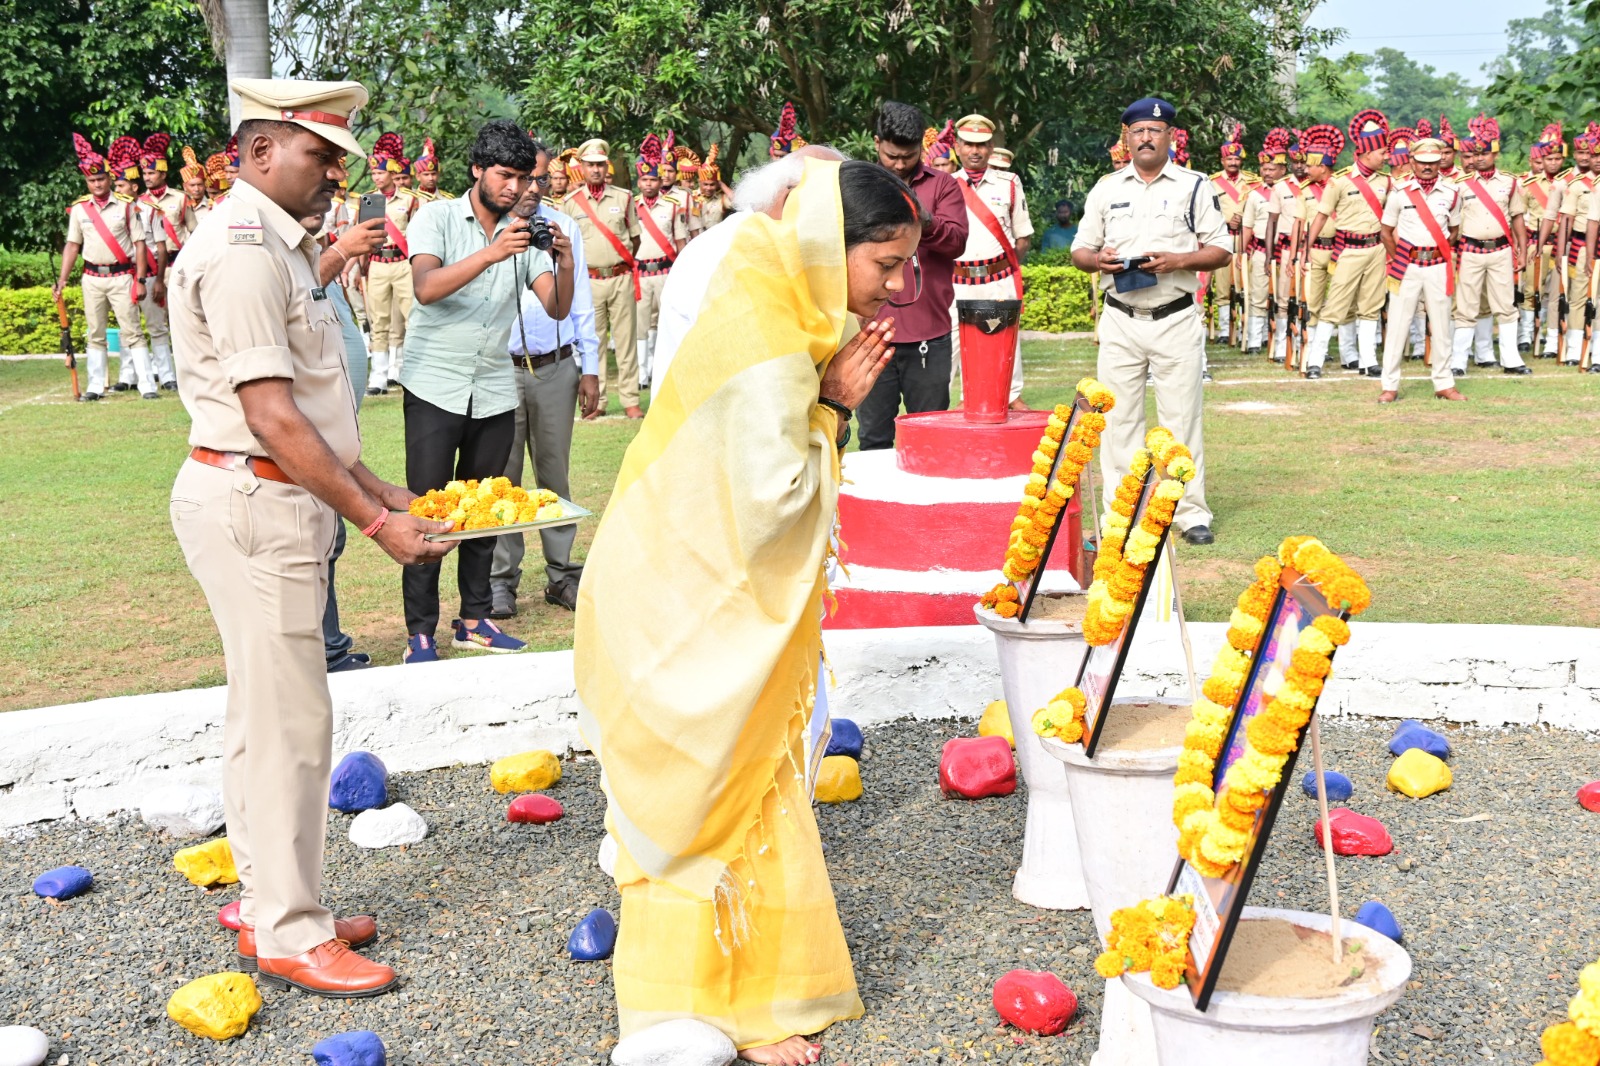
[[598, 834, 617, 878], [1534, 691, 1600, 731], [829, 562, 1079, 595], [1472, 659, 1571, 689], [839, 447, 1032, 503], [609, 1018, 736, 1066], [1454, 687, 1545, 726], [348, 803, 428, 848], [140, 784, 225, 838], [0, 1025, 50, 1066], [1575, 653, 1600, 691]]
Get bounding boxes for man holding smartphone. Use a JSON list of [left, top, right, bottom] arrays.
[[1072, 97, 1231, 546]]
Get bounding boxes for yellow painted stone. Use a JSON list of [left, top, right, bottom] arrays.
[[490, 750, 563, 794], [173, 837, 239, 886], [815, 755, 863, 803], [1387, 748, 1453, 799], [166, 972, 261, 1039], [978, 700, 1015, 748]]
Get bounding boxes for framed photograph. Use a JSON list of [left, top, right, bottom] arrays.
[[1016, 394, 1093, 623]]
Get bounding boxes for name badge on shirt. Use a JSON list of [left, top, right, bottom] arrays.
[[229, 225, 263, 245]]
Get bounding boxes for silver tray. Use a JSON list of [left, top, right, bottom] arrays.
[[422, 497, 594, 542]]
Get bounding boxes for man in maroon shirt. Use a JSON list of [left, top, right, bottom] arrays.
[[858, 100, 970, 450]]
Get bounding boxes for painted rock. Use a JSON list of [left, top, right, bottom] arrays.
[[1300, 770, 1353, 803], [825, 718, 863, 760], [568, 908, 618, 961], [173, 838, 239, 887], [490, 750, 562, 794], [217, 900, 243, 931], [31, 865, 93, 901], [978, 699, 1015, 748], [992, 969, 1077, 1036], [609, 1018, 738, 1066], [1313, 808, 1393, 856], [1353, 900, 1403, 944], [1389, 719, 1450, 760], [815, 756, 863, 803], [329, 752, 389, 813], [349, 803, 428, 848], [312, 1029, 388, 1066], [1386, 748, 1452, 799], [166, 972, 261, 1040], [597, 835, 618, 878], [507, 794, 564, 824], [0, 1026, 49, 1066], [1579, 782, 1600, 812], [141, 784, 226, 838], [939, 735, 1017, 799]]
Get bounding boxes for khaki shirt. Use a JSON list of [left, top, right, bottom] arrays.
[[1382, 178, 1461, 249], [1317, 166, 1393, 236], [66, 193, 145, 266], [956, 168, 1033, 262], [1210, 170, 1257, 231], [635, 193, 688, 259], [1072, 160, 1231, 307], [168, 179, 360, 466], [1300, 181, 1331, 241], [1274, 178, 1303, 228], [1521, 173, 1559, 231], [563, 185, 638, 269], [696, 191, 728, 231], [1572, 175, 1600, 226], [174, 196, 212, 246], [382, 188, 421, 250], [1457, 170, 1524, 241], [141, 185, 187, 254], [1240, 182, 1279, 242]]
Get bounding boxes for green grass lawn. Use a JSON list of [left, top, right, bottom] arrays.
[[2, 340, 1597, 712]]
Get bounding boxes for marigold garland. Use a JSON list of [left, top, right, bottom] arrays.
[[1080, 427, 1194, 645], [1030, 686, 1087, 743], [1094, 894, 1197, 989], [979, 379, 1115, 618], [1537, 957, 1600, 1066], [409, 477, 563, 532]]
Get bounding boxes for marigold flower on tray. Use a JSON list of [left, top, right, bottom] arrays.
[[1542, 1021, 1600, 1066]]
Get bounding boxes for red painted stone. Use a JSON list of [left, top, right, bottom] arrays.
[[1313, 808, 1394, 856], [217, 900, 242, 931], [939, 736, 1017, 799], [507, 794, 564, 824], [1578, 782, 1600, 812], [992, 969, 1077, 1035], [894, 410, 1052, 478]]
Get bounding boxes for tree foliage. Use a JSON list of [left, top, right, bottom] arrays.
[[1483, 0, 1591, 154], [1295, 48, 1477, 136]]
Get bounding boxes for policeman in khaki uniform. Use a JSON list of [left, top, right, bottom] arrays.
[[1270, 131, 1307, 363], [1209, 123, 1255, 343], [1377, 138, 1463, 401], [364, 131, 420, 393], [1294, 125, 1347, 377], [53, 135, 150, 400], [564, 137, 641, 418], [1239, 129, 1289, 354], [950, 113, 1033, 407], [1449, 114, 1529, 375], [632, 134, 687, 390], [413, 138, 455, 201], [1072, 97, 1230, 545], [168, 78, 453, 998], [1540, 125, 1589, 364], [694, 144, 730, 232], [1520, 124, 1566, 356], [1562, 123, 1600, 365], [135, 133, 186, 390]]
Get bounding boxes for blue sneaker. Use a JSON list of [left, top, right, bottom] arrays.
[[404, 633, 440, 663], [451, 618, 525, 654]]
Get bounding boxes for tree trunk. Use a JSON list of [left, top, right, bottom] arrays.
[[221, 0, 271, 128]]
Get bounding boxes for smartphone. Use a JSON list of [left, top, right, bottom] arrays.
[[357, 192, 386, 226]]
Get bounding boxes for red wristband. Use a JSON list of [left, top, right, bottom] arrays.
[[361, 508, 389, 538]]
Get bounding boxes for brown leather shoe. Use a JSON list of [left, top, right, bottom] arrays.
[[257, 939, 398, 998], [624, 405, 645, 419], [1434, 387, 1467, 401], [1378, 390, 1399, 404], [1009, 399, 1031, 411], [237, 915, 377, 972]]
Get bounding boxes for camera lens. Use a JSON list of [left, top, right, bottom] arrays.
[[529, 218, 555, 251]]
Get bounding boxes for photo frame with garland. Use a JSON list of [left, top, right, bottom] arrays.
[[1014, 392, 1093, 622]]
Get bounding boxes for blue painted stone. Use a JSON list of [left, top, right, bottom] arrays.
[[825, 718, 863, 760], [1353, 900, 1403, 944], [1389, 720, 1450, 760], [312, 1030, 387, 1066], [1301, 770, 1354, 803], [568, 907, 617, 961], [32, 865, 93, 900], [329, 752, 389, 813]]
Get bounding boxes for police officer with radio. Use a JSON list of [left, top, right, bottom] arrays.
[[1072, 97, 1231, 545]]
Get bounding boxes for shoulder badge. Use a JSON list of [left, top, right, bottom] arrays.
[[71, 194, 90, 207], [112, 192, 134, 203], [226, 203, 263, 246], [438, 190, 457, 200]]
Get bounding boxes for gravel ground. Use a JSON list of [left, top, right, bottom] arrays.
[[1, 717, 1595, 1065]]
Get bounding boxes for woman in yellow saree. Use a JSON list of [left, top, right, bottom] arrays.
[[574, 158, 922, 1064]]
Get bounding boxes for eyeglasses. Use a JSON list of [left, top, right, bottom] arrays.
[[531, 175, 551, 188], [888, 254, 924, 307]]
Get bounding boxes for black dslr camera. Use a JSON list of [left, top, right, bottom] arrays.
[[524, 215, 555, 252]]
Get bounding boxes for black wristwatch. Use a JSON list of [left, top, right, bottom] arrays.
[[818, 397, 852, 449]]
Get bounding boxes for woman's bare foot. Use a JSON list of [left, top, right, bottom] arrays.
[[739, 1036, 821, 1064]]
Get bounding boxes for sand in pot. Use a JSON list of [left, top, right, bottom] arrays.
[[1096, 701, 1188, 752], [1026, 595, 1087, 624], [1215, 919, 1381, 999]]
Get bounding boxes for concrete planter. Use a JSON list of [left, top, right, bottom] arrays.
[[1123, 906, 1412, 1066], [974, 601, 1090, 910]]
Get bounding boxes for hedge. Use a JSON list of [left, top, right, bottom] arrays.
[[0, 249, 75, 289], [1019, 264, 1095, 333], [0, 287, 87, 354]]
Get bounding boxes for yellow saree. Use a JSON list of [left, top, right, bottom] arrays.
[[573, 160, 863, 1048]]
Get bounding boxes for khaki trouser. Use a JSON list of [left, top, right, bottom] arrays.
[[1303, 247, 1334, 325], [951, 275, 1025, 403], [1567, 248, 1592, 337], [367, 258, 413, 354], [140, 283, 170, 346], [1321, 242, 1387, 324], [1382, 264, 1455, 393], [1247, 249, 1272, 314], [82, 271, 146, 351], [636, 271, 667, 336], [1097, 302, 1211, 531], [1454, 247, 1516, 326], [591, 271, 639, 411], [170, 458, 339, 959]]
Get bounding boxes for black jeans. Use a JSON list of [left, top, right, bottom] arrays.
[[857, 331, 953, 451], [402, 390, 516, 635]]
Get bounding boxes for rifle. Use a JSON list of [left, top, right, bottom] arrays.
[[48, 252, 82, 401], [1557, 239, 1570, 364], [1582, 258, 1598, 370], [1284, 241, 1300, 371], [1090, 271, 1101, 344], [1229, 227, 1243, 346], [1530, 242, 1543, 352]]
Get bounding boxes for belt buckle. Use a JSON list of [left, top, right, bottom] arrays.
[[1132, 306, 1154, 321]]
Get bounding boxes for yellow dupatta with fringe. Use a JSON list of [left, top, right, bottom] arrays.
[[574, 159, 849, 915]]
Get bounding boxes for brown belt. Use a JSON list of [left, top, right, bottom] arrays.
[[954, 256, 1016, 282], [512, 344, 573, 370], [588, 263, 631, 279], [636, 257, 672, 277], [189, 446, 296, 485], [371, 249, 407, 263]]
